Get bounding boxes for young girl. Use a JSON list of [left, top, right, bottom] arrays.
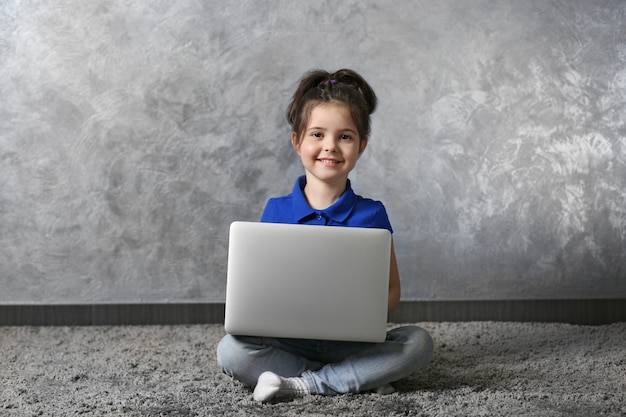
[[217, 69, 433, 402]]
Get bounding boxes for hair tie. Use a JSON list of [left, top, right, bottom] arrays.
[[329, 79, 338, 85]]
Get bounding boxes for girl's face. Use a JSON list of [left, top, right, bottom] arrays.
[[292, 103, 367, 189]]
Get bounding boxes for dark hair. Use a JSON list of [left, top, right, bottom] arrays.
[[286, 69, 377, 143]]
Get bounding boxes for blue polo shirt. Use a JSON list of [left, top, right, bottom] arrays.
[[260, 176, 393, 233]]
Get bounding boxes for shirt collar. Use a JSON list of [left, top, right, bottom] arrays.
[[291, 175, 357, 224]]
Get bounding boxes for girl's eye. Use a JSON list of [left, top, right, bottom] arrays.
[[340, 134, 352, 140], [311, 132, 323, 138]]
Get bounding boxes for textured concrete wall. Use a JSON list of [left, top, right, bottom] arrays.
[[1, 1, 625, 303]]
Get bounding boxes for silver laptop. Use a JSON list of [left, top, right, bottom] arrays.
[[224, 221, 391, 343]]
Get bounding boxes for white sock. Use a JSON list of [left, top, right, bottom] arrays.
[[253, 371, 310, 402]]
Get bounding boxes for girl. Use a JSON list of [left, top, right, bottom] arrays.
[[217, 69, 433, 402]]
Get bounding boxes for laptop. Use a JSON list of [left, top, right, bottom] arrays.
[[224, 221, 391, 343]]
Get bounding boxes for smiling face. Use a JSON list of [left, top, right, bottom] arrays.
[[292, 103, 367, 189]]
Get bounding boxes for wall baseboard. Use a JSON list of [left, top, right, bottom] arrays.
[[1, 299, 624, 326], [388, 299, 626, 325]]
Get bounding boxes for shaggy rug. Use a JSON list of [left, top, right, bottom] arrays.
[[1, 322, 624, 416]]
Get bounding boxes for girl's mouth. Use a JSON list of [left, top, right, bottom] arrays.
[[318, 158, 342, 166]]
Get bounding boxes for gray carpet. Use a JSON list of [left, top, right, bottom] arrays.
[[1, 322, 624, 416]]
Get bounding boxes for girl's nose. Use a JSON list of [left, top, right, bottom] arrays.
[[323, 137, 337, 152]]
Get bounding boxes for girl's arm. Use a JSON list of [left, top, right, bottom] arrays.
[[388, 239, 401, 312]]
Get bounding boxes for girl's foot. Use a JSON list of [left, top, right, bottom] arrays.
[[253, 371, 310, 402]]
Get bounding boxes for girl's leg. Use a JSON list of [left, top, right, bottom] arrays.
[[217, 326, 433, 399], [302, 325, 433, 395], [216, 334, 323, 387]]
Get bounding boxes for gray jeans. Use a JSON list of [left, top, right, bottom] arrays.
[[216, 325, 434, 395]]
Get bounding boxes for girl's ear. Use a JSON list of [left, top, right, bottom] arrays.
[[291, 132, 301, 155], [358, 138, 368, 156]]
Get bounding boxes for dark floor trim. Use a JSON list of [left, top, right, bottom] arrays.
[[1, 300, 624, 326], [388, 299, 626, 325], [0, 304, 225, 326]]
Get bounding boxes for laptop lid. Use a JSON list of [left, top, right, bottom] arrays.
[[224, 221, 391, 343]]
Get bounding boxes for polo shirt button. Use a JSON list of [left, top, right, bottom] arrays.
[[316, 213, 322, 220]]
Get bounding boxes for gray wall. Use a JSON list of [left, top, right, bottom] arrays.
[[1, 0, 625, 304]]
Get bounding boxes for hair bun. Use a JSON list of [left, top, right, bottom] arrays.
[[328, 69, 377, 114]]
